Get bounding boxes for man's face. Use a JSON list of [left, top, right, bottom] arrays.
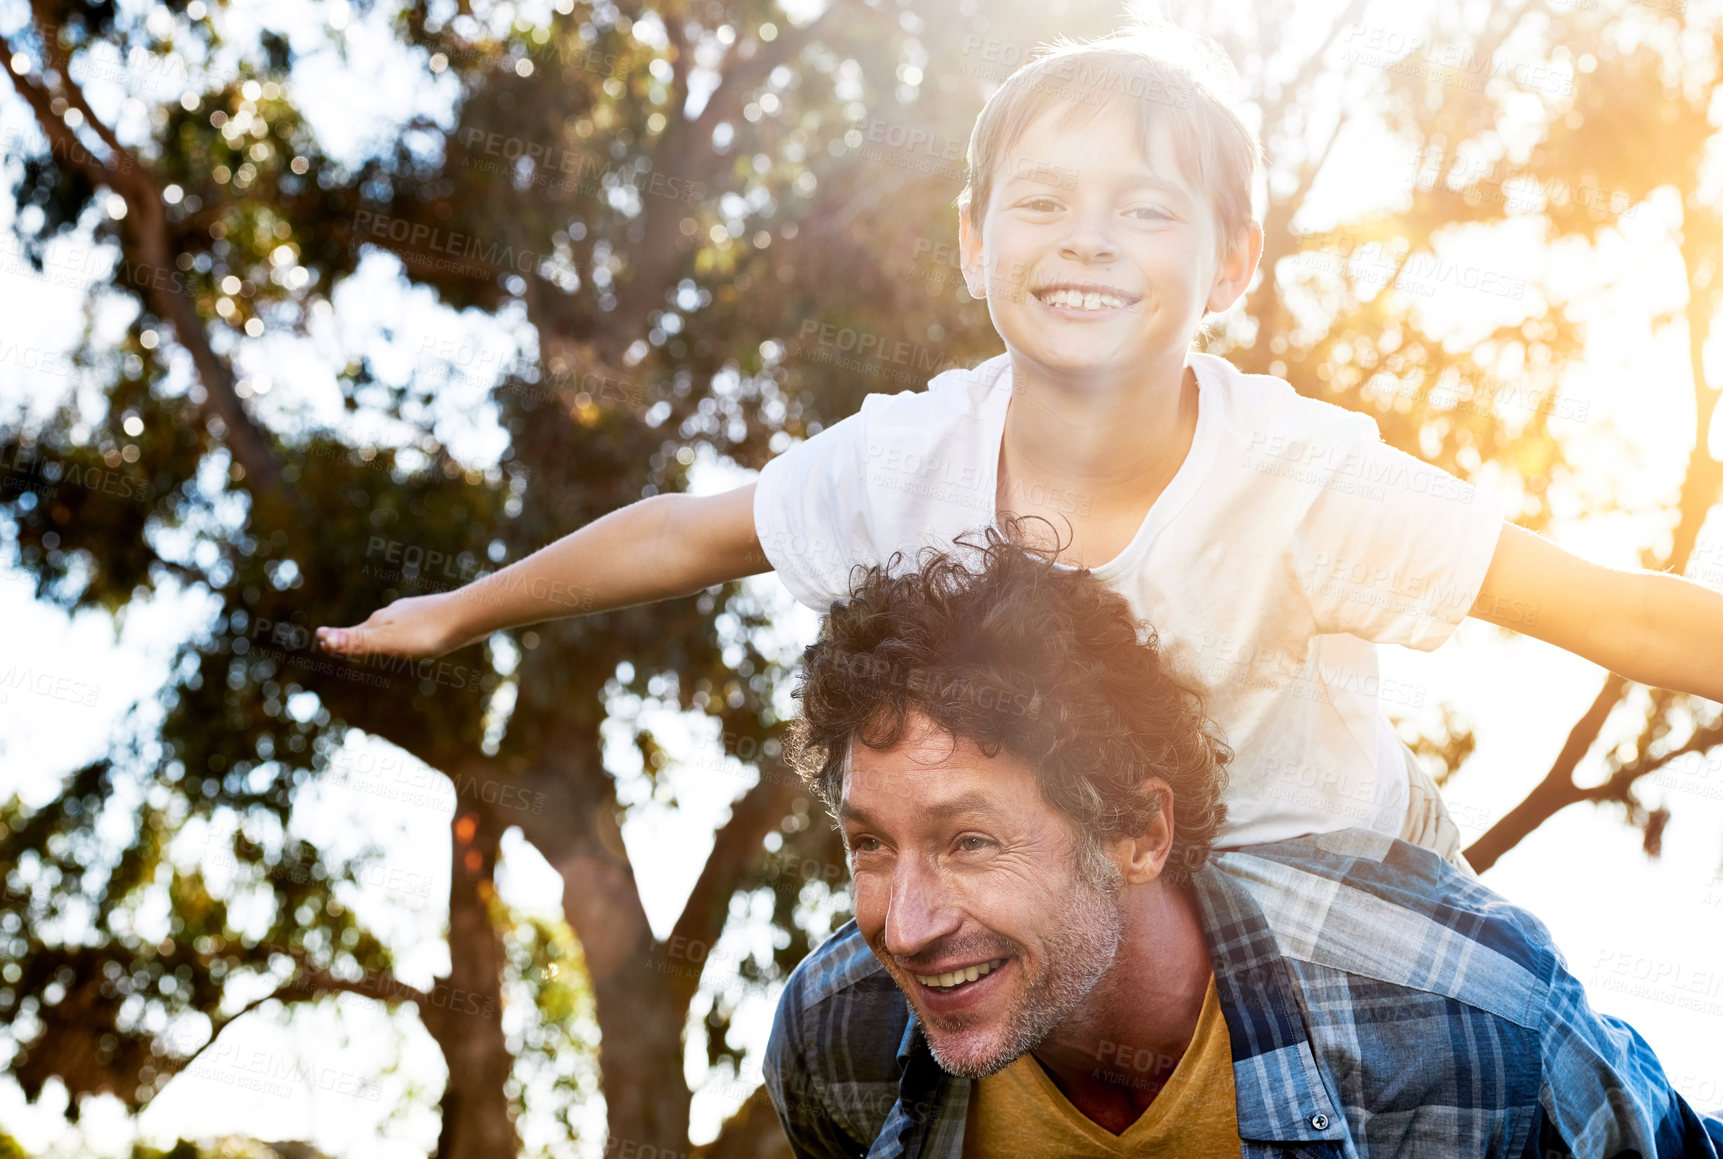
[[958, 100, 1249, 381], [840, 712, 1126, 1078]]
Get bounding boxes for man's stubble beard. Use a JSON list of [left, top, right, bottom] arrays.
[[915, 863, 1126, 1080]]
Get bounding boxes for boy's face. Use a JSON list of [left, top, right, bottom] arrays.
[[958, 102, 1259, 383]]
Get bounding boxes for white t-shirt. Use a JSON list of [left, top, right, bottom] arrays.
[[754, 350, 1505, 847]]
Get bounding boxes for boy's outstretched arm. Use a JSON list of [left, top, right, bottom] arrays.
[[315, 483, 770, 658], [1469, 522, 1723, 702]]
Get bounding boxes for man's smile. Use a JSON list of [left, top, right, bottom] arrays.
[[909, 955, 1011, 990], [906, 956, 1016, 1014]]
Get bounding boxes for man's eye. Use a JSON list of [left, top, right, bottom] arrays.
[[851, 836, 883, 854], [957, 835, 993, 853]]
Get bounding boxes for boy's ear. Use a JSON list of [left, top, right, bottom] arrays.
[[1206, 220, 1264, 314], [957, 206, 987, 299]]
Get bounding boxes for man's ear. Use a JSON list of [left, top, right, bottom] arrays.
[[1115, 778, 1176, 886], [957, 205, 987, 299], [1206, 220, 1263, 314]]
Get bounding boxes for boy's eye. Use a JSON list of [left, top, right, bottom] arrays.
[[1129, 205, 1172, 220], [1017, 197, 1061, 212]]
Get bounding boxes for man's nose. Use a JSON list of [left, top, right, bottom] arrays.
[[883, 855, 962, 960]]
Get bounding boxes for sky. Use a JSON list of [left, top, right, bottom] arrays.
[[1, 0, 1722, 1156]]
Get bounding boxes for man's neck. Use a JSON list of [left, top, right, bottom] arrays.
[[1026, 879, 1214, 1132], [998, 350, 1200, 564]]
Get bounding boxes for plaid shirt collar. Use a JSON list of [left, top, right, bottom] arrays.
[[866, 855, 1348, 1158]]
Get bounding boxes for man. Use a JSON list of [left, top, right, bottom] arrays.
[[763, 525, 1723, 1158]]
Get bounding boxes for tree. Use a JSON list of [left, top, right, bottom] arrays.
[[1, 0, 972, 1154]]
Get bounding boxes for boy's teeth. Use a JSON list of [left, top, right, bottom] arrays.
[[916, 958, 1004, 989], [1041, 288, 1126, 310]]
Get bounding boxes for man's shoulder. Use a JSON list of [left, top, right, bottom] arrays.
[[771, 920, 912, 1068], [766, 920, 916, 1150], [784, 920, 891, 1005], [1207, 830, 1556, 1029]]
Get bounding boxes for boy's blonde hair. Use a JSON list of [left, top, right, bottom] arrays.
[[957, 20, 1262, 260]]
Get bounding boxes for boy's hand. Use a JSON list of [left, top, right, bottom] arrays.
[[317, 592, 463, 659]]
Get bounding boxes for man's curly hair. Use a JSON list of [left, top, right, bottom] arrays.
[[788, 520, 1230, 887]]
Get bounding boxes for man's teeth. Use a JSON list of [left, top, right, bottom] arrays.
[[1039, 288, 1129, 310], [915, 958, 1006, 989]]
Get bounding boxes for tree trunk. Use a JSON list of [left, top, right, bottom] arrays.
[[422, 806, 518, 1159], [540, 816, 694, 1155]]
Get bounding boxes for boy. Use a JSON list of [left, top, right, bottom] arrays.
[[316, 25, 1723, 865]]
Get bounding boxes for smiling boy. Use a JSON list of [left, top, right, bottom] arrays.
[[317, 23, 1723, 864]]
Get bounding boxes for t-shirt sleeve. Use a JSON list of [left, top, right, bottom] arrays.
[[754, 409, 878, 611], [1291, 412, 1504, 650]]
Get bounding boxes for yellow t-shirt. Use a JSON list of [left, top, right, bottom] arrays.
[[962, 976, 1242, 1157]]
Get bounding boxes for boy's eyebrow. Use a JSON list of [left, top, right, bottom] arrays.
[[1001, 166, 1189, 199]]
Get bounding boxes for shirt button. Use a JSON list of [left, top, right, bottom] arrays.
[[1310, 1113, 1330, 1130]]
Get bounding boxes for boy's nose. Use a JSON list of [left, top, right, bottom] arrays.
[[1058, 216, 1118, 263]]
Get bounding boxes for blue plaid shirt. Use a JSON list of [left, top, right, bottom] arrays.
[[764, 828, 1723, 1158]]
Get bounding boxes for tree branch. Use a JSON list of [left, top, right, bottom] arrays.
[[608, 8, 845, 351], [1, 21, 289, 504], [1467, 200, 1723, 872], [1583, 713, 1723, 806], [162, 942, 429, 1083]]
